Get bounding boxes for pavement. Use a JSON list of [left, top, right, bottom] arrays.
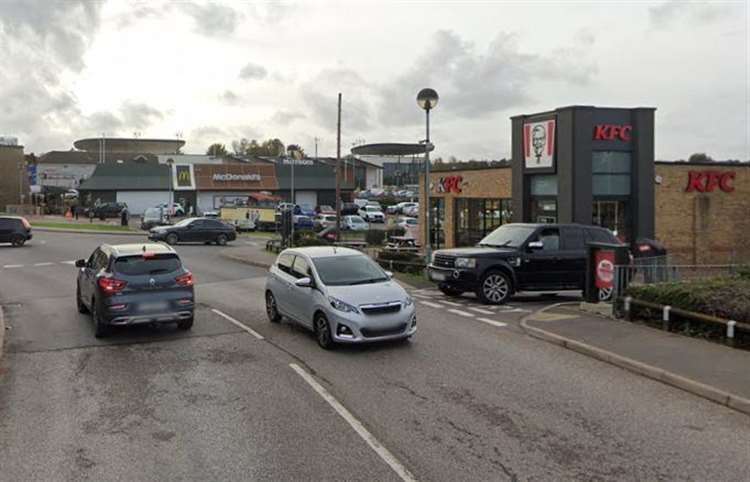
[[2, 231, 750, 480], [522, 304, 750, 415]]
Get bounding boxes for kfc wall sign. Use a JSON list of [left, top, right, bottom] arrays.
[[434, 175, 464, 194], [523, 120, 556, 169], [685, 171, 735, 193]]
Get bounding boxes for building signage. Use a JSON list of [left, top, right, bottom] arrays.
[[594, 250, 615, 289], [593, 124, 632, 141], [282, 159, 314, 166], [685, 170, 735, 193], [172, 164, 196, 190], [523, 120, 555, 169], [434, 175, 463, 194], [212, 173, 262, 182]]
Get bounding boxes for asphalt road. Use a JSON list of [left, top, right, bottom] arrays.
[[1, 232, 749, 481]]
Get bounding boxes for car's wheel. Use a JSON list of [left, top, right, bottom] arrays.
[[216, 234, 228, 246], [177, 317, 194, 331], [76, 285, 89, 314], [266, 291, 281, 323], [314, 313, 335, 350], [439, 285, 464, 297], [10, 234, 25, 247], [477, 270, 512, 305], [92, 299, 110, 338], [166, 233, 179, 245]]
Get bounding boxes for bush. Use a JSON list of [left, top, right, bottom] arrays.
[[386, 226, 406, 238], [293, 230, 329, 247], [365, 229, 386, 246], [377, 250, 425, 274], [625, 276, 750, 322], [738, 265, 750, 280]]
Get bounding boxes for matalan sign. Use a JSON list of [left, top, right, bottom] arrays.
[[212, 173, 261, 182]]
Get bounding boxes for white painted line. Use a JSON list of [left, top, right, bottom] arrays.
[[60, 260, 76, 265], [477, 317, 508, 328], [441, 300, 463, 307], [468, 307, 494, 315], [211, 308, 264, 340], [3, 264, 23, 269], [419, 300, 443, 309], [448, 308, 474, 318], [289, 363, 417, 482], [412, 293, 432, 299], [33, 262, 54, 267]]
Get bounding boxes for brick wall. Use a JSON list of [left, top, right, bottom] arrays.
[[419, 167, 512, 247], [655, 163, 750, 264], [0, 145, 25, 211]]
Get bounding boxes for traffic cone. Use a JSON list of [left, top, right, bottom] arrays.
[[65, 209, 72, 220]]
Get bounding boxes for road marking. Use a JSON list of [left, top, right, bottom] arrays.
[[468, 307, 494, 315], [412, 293, 432, 299], [3, 264, 23, 268], [211, 308, 264, 340], [33, 262, 54, 267], [441, 300, 463, 307], [448, 308, 474, 318], [419, 300, 443, 309], [244, 241, 258, 246], [477, 317, 508, 328], [289, 363, 417, 482], [60, 260, 76, 265]]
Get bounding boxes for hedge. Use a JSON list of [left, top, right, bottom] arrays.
[[376, 250, 425, 274], [625, 276, 750, 323]]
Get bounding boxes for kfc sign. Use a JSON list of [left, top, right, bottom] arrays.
[[685, 171, 735, 193], [523, 119, 556, 169], [594, 124, 632, 141], [434, 175, 463, 194]]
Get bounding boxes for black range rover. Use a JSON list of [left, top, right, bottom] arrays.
[[428, 223, 622, 304]]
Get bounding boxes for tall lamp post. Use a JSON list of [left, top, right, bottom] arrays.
[[417, 88, 438, 264], [166, 158, 174, 218]]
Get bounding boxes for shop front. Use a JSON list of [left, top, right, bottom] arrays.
[[193, 163, 278, 214]]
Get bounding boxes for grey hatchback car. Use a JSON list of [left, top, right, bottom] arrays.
[[265, 247, 417, 349], [76, 243, 195, 337]]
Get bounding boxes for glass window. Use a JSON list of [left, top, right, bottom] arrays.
[[312, 255, 388, 286], [292, 256, 310, 279], [429, 198, 445, 249], [592, 201, 629, 242], [561, 227, 585, 250], [529, 228, 560, 251], [530, 175, 558, 196], [276, 253, 294, 274], [454, 198, 513, 247], [593, 175, 631, 196], [114, 254, 181, 276], [479, 224, 536, 248], [529, 198, 557, 223], [592, 151, 631, 196]]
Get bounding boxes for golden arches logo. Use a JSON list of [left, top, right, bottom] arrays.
[[178, 169, 191, 182]]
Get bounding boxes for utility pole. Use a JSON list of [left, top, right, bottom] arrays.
[[335, 93, 342, 242], [314, 137, 320, 161]]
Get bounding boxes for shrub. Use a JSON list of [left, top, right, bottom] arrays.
[[386, 226, 406, 238], [738, 265, 750, 280], [377, 250, 425, 274], [365, 229, 386, 246], [293, 230, 329, 247]]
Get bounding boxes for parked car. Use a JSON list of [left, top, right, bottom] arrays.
[[387, 201, 417, 215], [341, 202, 360, 216], [87, 202, 128, 220], [63, 189, 79, 199], [359, 205, 385, 223], [156, 202, 185, 217], [402, 204, 419, 217], [0, 216, 32, 247], [264, 247, 416, 349], [293, 215, 314, 230], [140, 207, 169, 230], [315, 205, 335, 215], [343, 215, 369, 231], [314, 214, 338, 231], [353, 198, 369, 208], [277, 202, 295, 213], [396, 216, 419, 230], [75, 243, 194, 337], [202, 210, 220, 218], [148, 217, 237, 245], [234, 218, 256, 232], [427, 223, 623, 304], [366, 201, 382, 209]]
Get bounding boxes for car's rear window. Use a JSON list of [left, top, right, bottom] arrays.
[[113, 254, 182, 276]]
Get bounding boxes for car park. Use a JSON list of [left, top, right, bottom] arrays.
[[156, 202, 185, 217], [140, 207, 169, 230], [87, 202, 128, 220], [343, 215, 368, 231], [428, 223, 623, 304], [75, 243, 194, 337], [293, 214, 315, 230], [0, 216, 33, 247], [264, 247, 416, 349], [148, 217, 237, 245], [359, 205, 385, 223], [341, 202, 360, 216], [387, 201, 417, 215], [353, 198, 369, 208], [402, 204, 419, 217], [396, 216, 419, 230], [315, 205, 335, 215], [314, 214, 338, 231]]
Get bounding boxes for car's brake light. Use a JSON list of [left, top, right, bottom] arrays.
[[142, 252, 155, 259], [175, 272, 194, 287], [21, 217, 31, 230], [98, 277, 127, 295], [638, 244, 652, 252]]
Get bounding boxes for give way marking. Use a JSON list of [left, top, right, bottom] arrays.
[[211, 308, 264, 340]]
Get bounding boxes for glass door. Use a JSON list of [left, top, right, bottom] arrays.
[[592, 199, 630, 242], [429, 198, 445, 249]]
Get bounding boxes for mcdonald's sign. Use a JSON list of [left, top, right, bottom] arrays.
[[173, 164, 195, 190]]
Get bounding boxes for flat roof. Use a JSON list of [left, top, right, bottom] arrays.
[[351, 143, 434, 156]]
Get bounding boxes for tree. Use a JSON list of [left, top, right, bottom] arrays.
[[206, 143, 228, 156], [688, 152, 714, 163], [286, 144, 305, 159], [232, 137, 285, 157]]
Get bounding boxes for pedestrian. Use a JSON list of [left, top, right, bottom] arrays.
[[120, 207, 129, 227], [74, 204, 80, 220], [88, 208, 94, 223]]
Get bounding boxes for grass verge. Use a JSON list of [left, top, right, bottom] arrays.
[[31, 221, 137, 232]]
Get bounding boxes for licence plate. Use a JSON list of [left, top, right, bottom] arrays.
[[139, 301, 169, 312], [430, 271, 447, 281]]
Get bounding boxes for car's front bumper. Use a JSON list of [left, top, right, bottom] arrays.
[[427, 265, 479, 289], [327, 305, 417, 344]]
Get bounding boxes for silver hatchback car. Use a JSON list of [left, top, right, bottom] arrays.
[[265, 247, 417, 349]]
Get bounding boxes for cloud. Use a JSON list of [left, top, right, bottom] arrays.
[[271, 110, 306, 124], [85, 111, 124, 133], [248, 0, 297, 25], [219, 90, 240, 105], [180, 1, 242, 36], [649, 1, 735, 27], [300, 69, 373, 132], [239, 62, 268, 80], [377, 30, 597, 126], [120, 101, 163, 130]]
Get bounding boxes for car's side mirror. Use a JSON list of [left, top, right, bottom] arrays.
[[75, 259, 87, 268], [527, 241, 544, 250], [295, 277, 313, 288], [385, 271, 394, 279]]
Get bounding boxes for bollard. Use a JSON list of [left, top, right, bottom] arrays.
[[727, 320, 736, 347], [662, 305, 671, 331], [624, 296, 632, 321]]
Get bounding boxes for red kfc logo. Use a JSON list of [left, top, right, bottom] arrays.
[[593, 124, 632, 141], [685, 171, 735, 193], [435, 176, 463, 194]]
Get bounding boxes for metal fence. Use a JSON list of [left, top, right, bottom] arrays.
[[613, 255, 744, 298]]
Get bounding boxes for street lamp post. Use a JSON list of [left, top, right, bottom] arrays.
[[417, 88, 438, 265], [167, 158, 174, 218]]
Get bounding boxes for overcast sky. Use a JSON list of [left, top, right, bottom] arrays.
[[0, 0, 748, 161]]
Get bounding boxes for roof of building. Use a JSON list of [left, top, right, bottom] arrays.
[[78, 162, 170, 191], [39, 151, 158, 165], [73, 137, 185, 154], [275, 163, 355, 190], [351, 143, 434, 156]]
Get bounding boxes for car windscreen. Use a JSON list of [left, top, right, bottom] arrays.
[[349, 216, 365, 223], [478, 225, 536, 248], [173, 218, 199, 227], [113, 254, 182, 276], [313, 255, 389, 286]]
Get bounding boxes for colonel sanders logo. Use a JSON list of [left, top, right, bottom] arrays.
[[523, 120, 556, 169]]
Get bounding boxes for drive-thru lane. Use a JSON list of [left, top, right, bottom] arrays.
[[1, 231, 750, 481]]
